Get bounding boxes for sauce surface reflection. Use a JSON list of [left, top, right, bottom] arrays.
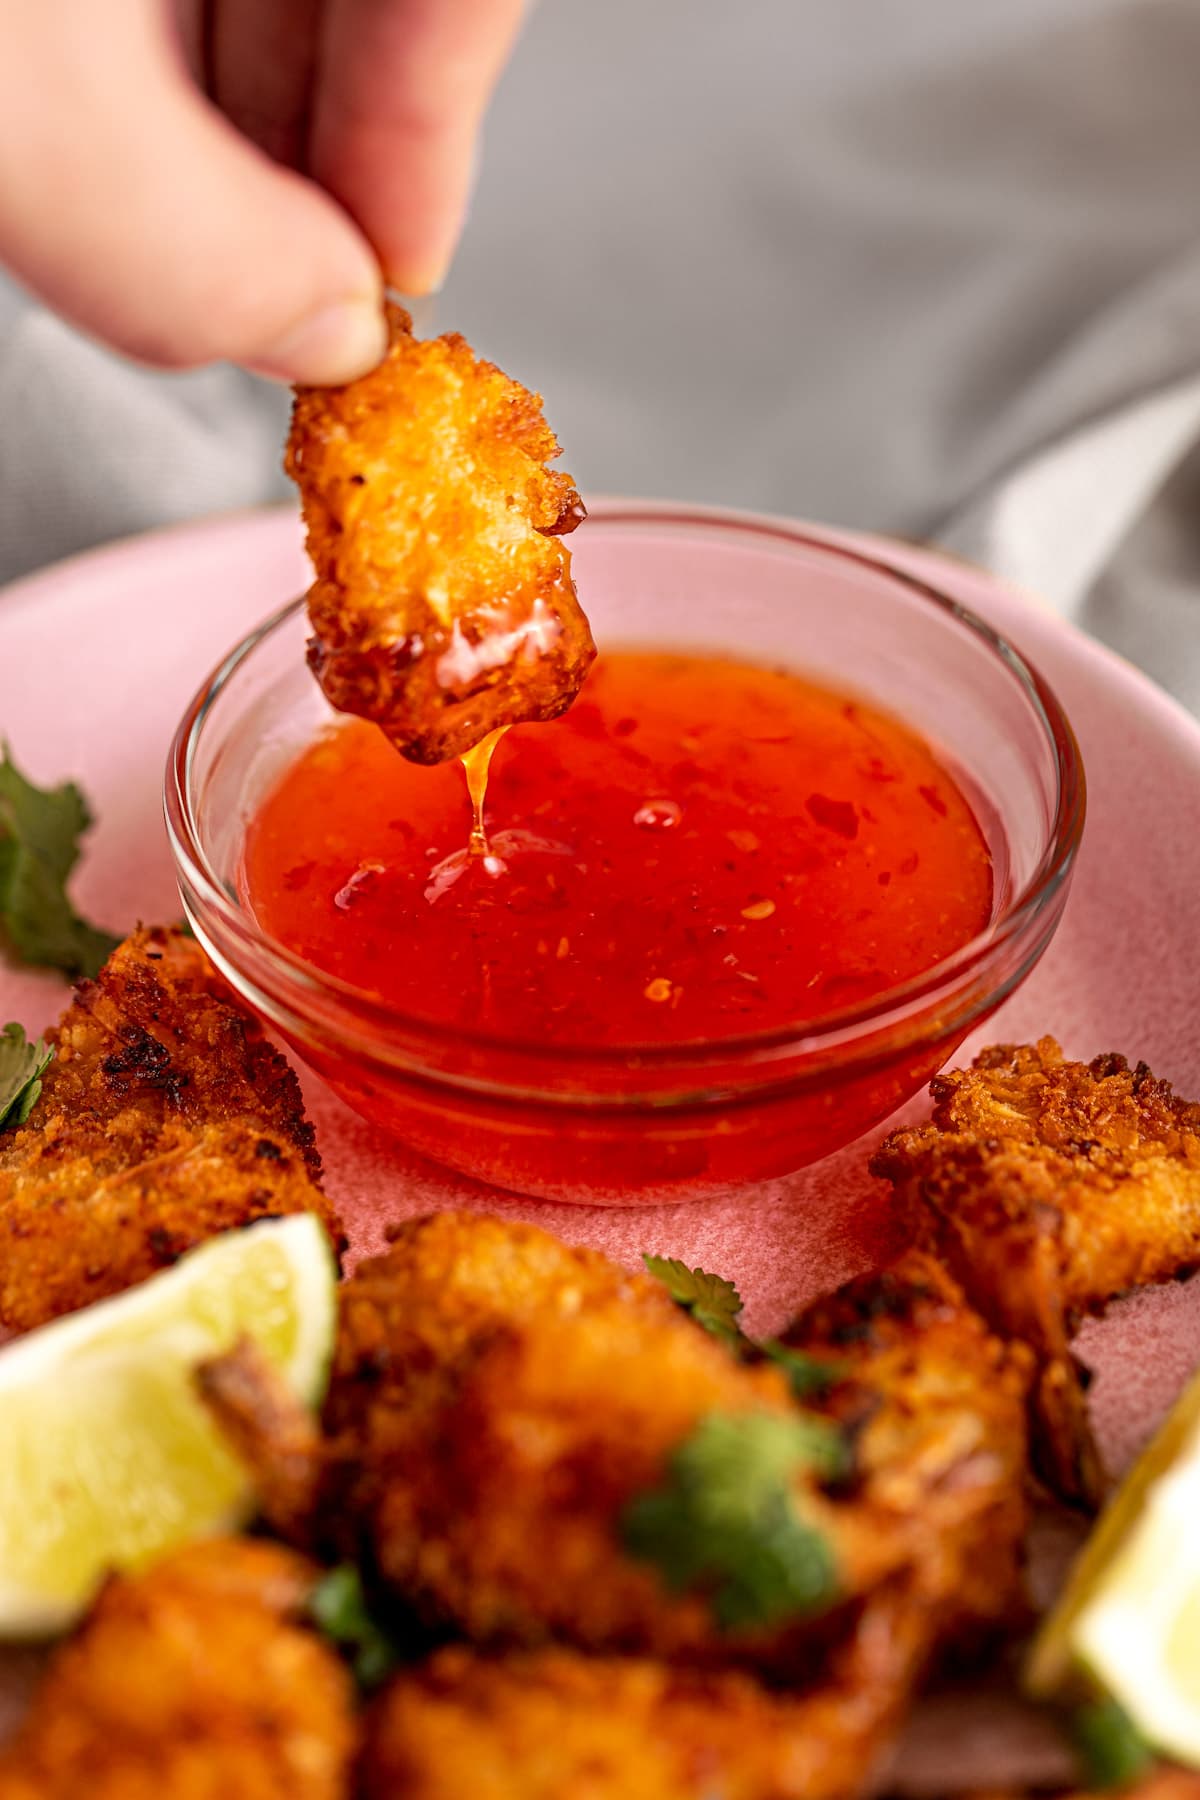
[[242, 651, 993, 1049]]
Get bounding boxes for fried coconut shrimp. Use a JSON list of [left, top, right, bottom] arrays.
[[0, 1540, 356, 1800], [205, 1213, 1027, 1713], [872, 1037, 1200, 1505], [286, 303, 595, 765], [363, 1618, 916, 1800], [0, 926, 343, 1335], [205, 1211, 863, 1669], [354, 1243, 1032, 1800]]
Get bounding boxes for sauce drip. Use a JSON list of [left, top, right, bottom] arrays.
[[243, 651, 993, 1047], [460, 726, 507, 857]]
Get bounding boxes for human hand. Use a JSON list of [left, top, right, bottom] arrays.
[[0, 0, 527, 383]]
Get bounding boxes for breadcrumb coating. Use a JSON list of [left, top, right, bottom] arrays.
[[0, 1541, 355, 1800], [206, 1213, 1026, 1701], [363, 1623, 912, 1800], [783, 1249, 1032, 1648], [354, 1245, 1029, 1798], [287, 303, 594, 764], [315, 1212, 850, 1667], [872, 1037, 1200, 1503], [0, 927, 343, 1335]]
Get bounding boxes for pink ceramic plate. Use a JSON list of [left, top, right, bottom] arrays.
[[1, 504, 1198, 1488]]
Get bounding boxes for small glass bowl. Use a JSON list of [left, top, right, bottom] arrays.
[[166, 504, 1084, 1205]]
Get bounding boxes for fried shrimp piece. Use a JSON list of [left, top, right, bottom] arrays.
[[780, 1250, 1032, 1651], [286, 302, 595, 765], [206, 1216, 1026, 1708], [872, 1037, 1200, 1503], [203, 1222, 1028, 1791], [204, 1211, 889, 1669], [0, 1540, 355, 1800], [0, 926, 343, 1334], [363, 1607, 919, 1800]]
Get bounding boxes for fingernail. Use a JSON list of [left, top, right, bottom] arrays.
[[388, 257, 450, 302], [250, 298, 388, 386]]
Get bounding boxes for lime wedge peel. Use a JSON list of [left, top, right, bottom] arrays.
[[1028, 1361, 1200, 1768], [0, 1212, 336, 1638]]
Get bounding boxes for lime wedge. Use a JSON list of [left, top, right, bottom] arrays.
[[0, 1213, 336, 1637], [1028, 1362, 1200, 1766]]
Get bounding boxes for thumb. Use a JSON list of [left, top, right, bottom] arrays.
[[0, 3, 386, 383]]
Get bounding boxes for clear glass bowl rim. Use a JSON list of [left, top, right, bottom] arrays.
[[164, 501, 1086, 1074]]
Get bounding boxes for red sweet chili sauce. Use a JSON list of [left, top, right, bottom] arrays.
[[242, 651, 992, 1047]]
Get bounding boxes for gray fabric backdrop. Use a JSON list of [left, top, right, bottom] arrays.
[[3, 0, 1199, 711]]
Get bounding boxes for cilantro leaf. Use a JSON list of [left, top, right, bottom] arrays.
[[308, 1564, 398, 1689], [621, 1411, 844, 1631], [760, 1339, 844, 1401], [0, 1023, 53, 1134], [643, 1255, 845, 1401], [1070, 1700, 1153, 1792], [643, 1254, 745, 1346], [0, 743, 119, 979]]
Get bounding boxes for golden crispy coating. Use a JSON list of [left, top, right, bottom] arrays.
[[0, 926, 343, 1335], [205, 1212, 881, 1668], [286, 303, 595, 764], [782, 1250, 1032, 1649], [363, 1612, 917, 1800], [207, 1216, 1025, 1698], [872, 1038, 1200, 1503], [202, 1219, 1029, 1790], [321, 1213, 868, 1665], [0, 1540, 355, 1800]]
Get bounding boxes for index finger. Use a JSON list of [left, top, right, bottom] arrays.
[[311, 0, 528, 295]]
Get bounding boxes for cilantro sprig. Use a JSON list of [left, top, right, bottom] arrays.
[[642, 1256, 744, 1346], [621, 1412, 844, 1630], [642, 1254, 843, 1398], [0, 743, 119, 979], [634, 1257, 850, 1628], [0, 1023, 53, 1134], [308, 1564, 399, 1689], [759, 1340, 843, 1401]]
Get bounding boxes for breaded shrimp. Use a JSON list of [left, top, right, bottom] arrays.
[[872, 1038, 1200, 1503], [287, 303, 595, 765], [0, 926, 343, 1334], [206, 1211, 861, 1669], [0, 1540, 355, 1800], [363, 1606, 919, 1800], [204, 1214, 1028, 1696], [201, 1219, 1029, 1797]]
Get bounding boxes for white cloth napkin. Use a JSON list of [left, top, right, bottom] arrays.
[[3, 0, 1199, 714]]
